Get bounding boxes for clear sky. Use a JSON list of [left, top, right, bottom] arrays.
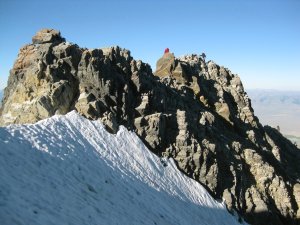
[[0, 0, 299, 91]]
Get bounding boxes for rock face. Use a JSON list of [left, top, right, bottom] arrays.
[[1, 29, 300, 225]]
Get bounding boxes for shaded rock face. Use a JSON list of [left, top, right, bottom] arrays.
[[1, 29, 300, 225]]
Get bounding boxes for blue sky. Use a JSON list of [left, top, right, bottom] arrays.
[[0, 0, 299, 91]]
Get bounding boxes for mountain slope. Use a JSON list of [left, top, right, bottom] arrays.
[[0, 89, 3, 107], [1, 28, 299, 225], [0, 111, 241, 225]]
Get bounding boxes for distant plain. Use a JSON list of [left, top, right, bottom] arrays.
[[248, 89, 300, 146]]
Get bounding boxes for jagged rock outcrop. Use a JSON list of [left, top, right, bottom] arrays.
[[1, 29, 300, 225]]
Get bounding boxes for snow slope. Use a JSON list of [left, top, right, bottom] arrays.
[[0, 111, 242, 225]]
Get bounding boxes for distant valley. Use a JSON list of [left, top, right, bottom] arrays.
[[247, 89, 300, 145]]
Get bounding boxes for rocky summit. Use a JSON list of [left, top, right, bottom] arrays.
[[1, 29, 300, 225]]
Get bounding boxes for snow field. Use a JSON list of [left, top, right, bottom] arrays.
[[0, 111, 242, 225]]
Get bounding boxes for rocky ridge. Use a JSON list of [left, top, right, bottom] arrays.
[[1, 29, 300, 225], [0, 89, 3, 107]]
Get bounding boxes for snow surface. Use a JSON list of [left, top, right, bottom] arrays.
[[0, 111, 242, 225]]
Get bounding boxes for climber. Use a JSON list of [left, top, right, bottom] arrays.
[[160, 157, 168, 167], [164, 48, 170, 54], [160, 152, 169, 167], [200, 52, 206, 62]]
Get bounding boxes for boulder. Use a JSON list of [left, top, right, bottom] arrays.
[[32, 29, 65, 44], [154, 52, 176, 77]]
